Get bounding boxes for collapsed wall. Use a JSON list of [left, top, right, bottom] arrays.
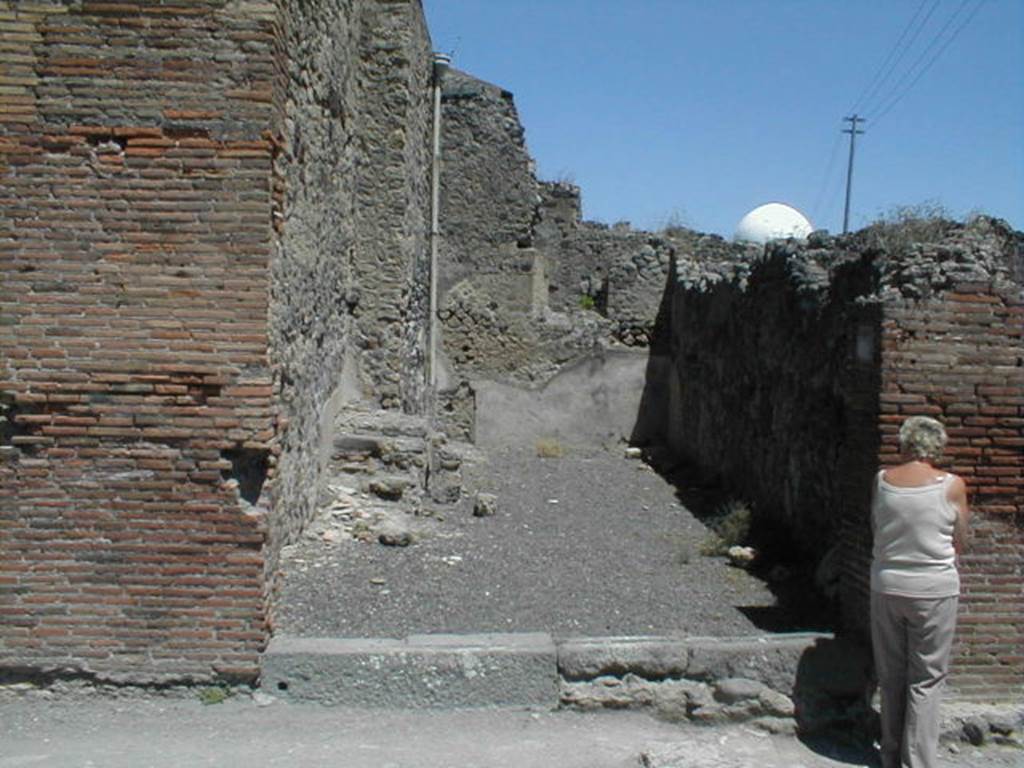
[[662, 220, 1023, 700], [0, 0, 432, 683], [435, 70, 684, 443]]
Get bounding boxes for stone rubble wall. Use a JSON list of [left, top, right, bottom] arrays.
[[665, 237, 882, 556], [268, 0, 363, 605], [267, 0, 432, 605], [435, 75, 683, 438], [437, 68, 537, 299], [350, 0, 431, 414]]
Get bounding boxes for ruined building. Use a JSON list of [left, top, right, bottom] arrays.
[[1, 1, 1021, 701]]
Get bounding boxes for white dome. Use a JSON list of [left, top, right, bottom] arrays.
[[734, 203, 813, 245]]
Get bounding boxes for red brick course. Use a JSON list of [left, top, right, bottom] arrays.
[[1, 1, 279, 683], [844, 283, 1023, 701]]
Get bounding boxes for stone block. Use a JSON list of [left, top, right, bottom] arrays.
[[261, 633, 559, 708], [714, 677, 764, 703], [558, 636, 690, 681]]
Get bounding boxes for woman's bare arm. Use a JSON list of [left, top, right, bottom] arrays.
[[948, 475, 970, 555]]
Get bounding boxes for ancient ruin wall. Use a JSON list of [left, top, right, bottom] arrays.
[[435, 77, 680, 439], [267, 0, 363, 575], [0, 0, 434, 683], [438, 68, 537, 296], [350, 0, 431, 413], [665, 222, 1022, 700], [666, 241, 882, 555], [839, 242, 1023, 699], [267, 0, 432, 588], [0, 0, 278, 683]]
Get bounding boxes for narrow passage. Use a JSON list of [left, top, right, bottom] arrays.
[[275, 449, 778, 638]]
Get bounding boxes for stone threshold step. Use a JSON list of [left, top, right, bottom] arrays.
[[262, 631, 839, 709], [262, 633, 558, 708]]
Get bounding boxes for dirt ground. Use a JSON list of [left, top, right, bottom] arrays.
[[274, 447, 805, 639]]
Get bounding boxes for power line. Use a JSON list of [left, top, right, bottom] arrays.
[[864, 0, 971, 115], [870, 0, 987, 125], [849, 0, 938, 116], [867, 0, 974, 117]]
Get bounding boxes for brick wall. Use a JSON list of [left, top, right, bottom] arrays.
[[842, 281, 1023, 700], [0, 0, 434, 683], [0, 0, 278, 683]]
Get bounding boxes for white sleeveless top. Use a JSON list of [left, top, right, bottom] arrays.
[[870, 470, 959, 598]]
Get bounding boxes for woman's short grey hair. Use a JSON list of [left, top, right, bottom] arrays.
[[899, 416, 948, 460]]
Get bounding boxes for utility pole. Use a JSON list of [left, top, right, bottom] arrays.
[[842, 114, 865, 234]]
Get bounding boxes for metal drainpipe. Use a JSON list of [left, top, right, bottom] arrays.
[[428, 53, 449, 398]]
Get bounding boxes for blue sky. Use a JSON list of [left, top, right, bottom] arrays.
[[424, 1, 1023, 238]]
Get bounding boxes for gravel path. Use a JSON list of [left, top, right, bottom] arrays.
[[275, 448, 786, 638]]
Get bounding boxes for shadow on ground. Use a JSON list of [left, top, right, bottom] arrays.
[[639, 448, 840, 635]]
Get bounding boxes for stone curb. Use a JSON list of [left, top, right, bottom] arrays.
[[261, 633, 559, 708], [261, 631, 837, 710]]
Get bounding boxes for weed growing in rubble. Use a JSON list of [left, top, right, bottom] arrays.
[[862, 200, 956, 254], [578, 294, 596, 311], [535, 438, 564, 458], [198, 685, 233, 705], [699, 498, 752, 556]]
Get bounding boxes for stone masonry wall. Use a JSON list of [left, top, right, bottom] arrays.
[[267, 0, 360, 593], [438, 68, 536, 298], [667, 239, 882, 556], [0, 0, 278, 683], [266, 0, 432, 595], [436, 78, 683, 436], [351, 0, 431, 413]]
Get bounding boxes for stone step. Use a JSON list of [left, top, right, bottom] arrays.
[[332, 433, 428, 459], [335, 408, 429, 439], [260, 631, 860, 724], [262, 633, 559, 708]]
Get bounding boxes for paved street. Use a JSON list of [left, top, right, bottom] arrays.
[[2, 690, 1020, 768]]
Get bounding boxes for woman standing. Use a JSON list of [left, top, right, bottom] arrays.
[[871, 416, 970, 768]]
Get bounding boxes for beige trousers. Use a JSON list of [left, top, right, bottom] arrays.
[[870, 592, 958, 768]]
